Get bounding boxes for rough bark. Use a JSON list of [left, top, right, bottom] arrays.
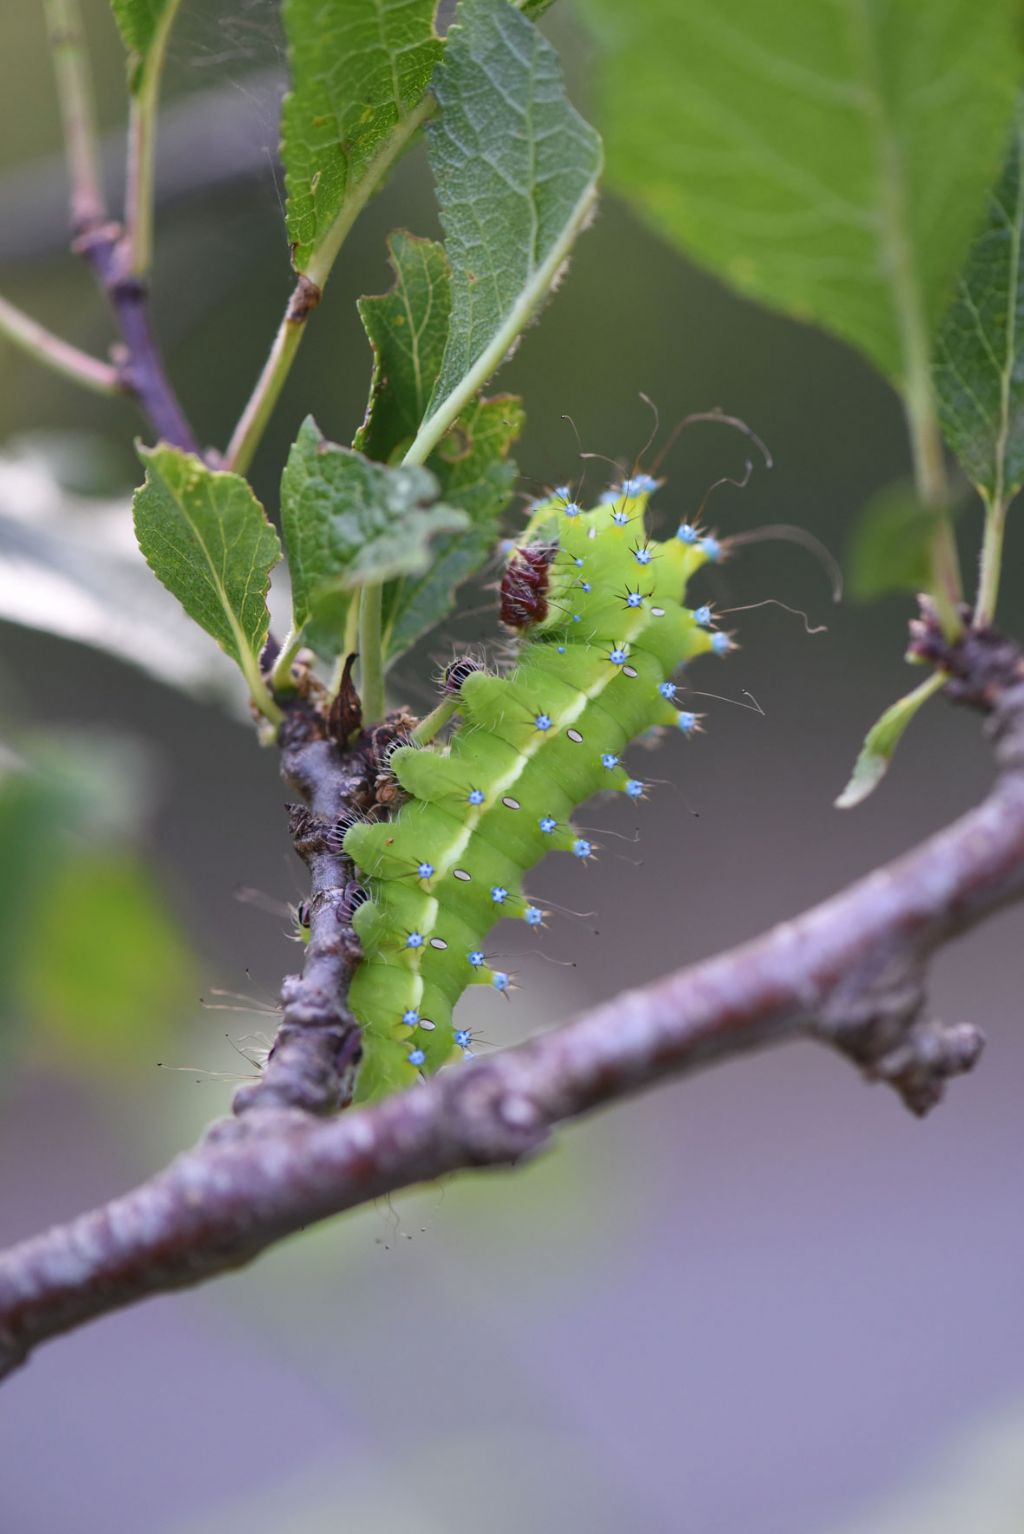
[[0, 618, 1020, 1381]]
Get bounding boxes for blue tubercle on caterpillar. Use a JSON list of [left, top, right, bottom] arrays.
[[343, 481, 732, 1101]]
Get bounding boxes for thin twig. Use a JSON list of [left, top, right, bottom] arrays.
[[75, 223, 199, 452], [0, 621, 1021, 1380], [0, 293, 122, 397], [42, 0, 198, 452], [42, 0, 106, 234]]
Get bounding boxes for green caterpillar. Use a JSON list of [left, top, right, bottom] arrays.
[[344, 477, 730, 1100]]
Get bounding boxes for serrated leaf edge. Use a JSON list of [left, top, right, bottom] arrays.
[[403, 178, 598, 467], [134, 445, 281, 721]]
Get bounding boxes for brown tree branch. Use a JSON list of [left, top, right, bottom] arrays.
[[71, 221, 199, 454], [230, 691, 371, 1121], [0, 622, 1021, 1382], [229, 662, 415, 1122]]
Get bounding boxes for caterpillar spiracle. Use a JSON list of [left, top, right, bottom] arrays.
[[344, 476, 731, 1100]]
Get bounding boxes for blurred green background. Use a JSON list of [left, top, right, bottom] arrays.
[[1, 4, 1022, 1532]]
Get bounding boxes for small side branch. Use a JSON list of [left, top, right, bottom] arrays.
[[0, 293, 121, 397], [68, 221, 198, 452], [43, 0, 106, 233], [43, 0, 198, 452]]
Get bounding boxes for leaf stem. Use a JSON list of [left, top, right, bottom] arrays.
[[888, 156, 964, 636], [223, 278, 320, 475], [973, 129, 1022, 629], [240, 650, 284, 729], [123, 0, 183, 278], [43, 0, 106, 234], [903, 350, 963, 638], [851, 0, 963, 639], [976, 491, 1007, 628], [0, 292, 121, 396], [357, 585, 385, 724], [269, 626, 305, 694]]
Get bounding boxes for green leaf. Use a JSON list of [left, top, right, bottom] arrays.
[[431, 395, 525, 524], [579, 0, 1020, 387], [280, 417, 468, 659], [110, 0, 168, 55], [281, 0, 442, 277], [355, 231, 452, 464], [109, 0, 179, 91], [847, 480, 934, 601], [22, 851, 196, 1073], [835, 671, 946, 808], [383, 394, 525, 658], [354, 231, 525, 658], [935, 102, 1024, 507], [406, 0, 602, 463], [132, 445, 281, 697]]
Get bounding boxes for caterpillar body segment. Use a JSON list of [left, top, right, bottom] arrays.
[[345, 486, 728, 1100]]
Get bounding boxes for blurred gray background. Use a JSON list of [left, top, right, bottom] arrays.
[[0, 3, 1022, 1532]]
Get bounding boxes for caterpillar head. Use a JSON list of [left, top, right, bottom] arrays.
[[442, 654, 486, 694]]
